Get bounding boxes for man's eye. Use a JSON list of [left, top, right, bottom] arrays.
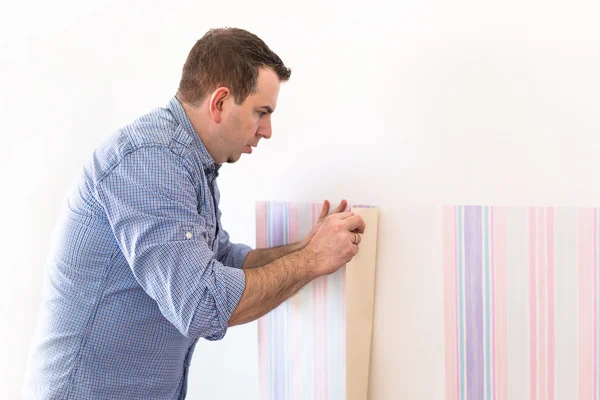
[[259, 111, 266, 117]]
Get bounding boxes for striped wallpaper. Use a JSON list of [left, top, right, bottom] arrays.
[[444, 206, 598, 400], [255, 203, 594, 399], [256, 201, 346, 400]]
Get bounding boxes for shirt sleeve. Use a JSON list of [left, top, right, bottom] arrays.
[[96, 146, 245, 341], [216, 225, 252, 269]]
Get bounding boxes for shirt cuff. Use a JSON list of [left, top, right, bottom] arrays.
[[204, 264, 246, 341], [231, 243, 253, 269]]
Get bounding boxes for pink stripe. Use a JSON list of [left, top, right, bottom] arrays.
[[529, 208, 538, 400], [256, 202, 269, 400], [290, 293, 300, 400], [311, 203, 320, 228], [454, 208, 460, 400], [443, 206, 458, 400], [578, 209, 594, 400], [310, 204, 320, 400], [493, 207, 508, 400], [288, 205, 298, 400], [288, 204, 299, 398], [256, 202, 268, 249], [258, 318, 269, 400], [539, 209, 548, 400], [547, 208, 555, 400]]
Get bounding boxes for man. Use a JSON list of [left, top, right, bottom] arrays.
[[23, 27, 365, 399]]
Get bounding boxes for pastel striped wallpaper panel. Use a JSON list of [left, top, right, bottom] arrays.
[[256, 201, 346, 400], [444, 206, 597, 400], [256, 203, 595, 399]]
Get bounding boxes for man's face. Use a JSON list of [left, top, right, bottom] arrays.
[[218, 68, 281, 164]]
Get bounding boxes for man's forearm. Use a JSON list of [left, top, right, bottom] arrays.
[[229, 248, 316, 326], [229, 210, 367, 327], [242, 242, 304, 269]]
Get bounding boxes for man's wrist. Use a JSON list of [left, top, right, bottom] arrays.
[[292, 240, 306, 252], [296, 246, 320, 281]]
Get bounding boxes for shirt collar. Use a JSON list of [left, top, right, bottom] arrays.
[[166, 96, 220, 173]]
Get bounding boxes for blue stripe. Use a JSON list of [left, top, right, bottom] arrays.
[[484, 206, 492, 400], [458, 206, 466, 400]]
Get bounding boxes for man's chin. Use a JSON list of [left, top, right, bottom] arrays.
[[226, 155, 241, 164]]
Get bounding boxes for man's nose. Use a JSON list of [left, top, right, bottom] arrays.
[[258, 119, 272, 139]]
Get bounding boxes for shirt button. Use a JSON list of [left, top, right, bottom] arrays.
[[185, 232, 193, 239]]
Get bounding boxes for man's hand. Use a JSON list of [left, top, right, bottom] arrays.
[[304, 211, 366, 277], [300, 200, 348, 249], [229, 209, 366, 326], [243, 200, 351, 269]]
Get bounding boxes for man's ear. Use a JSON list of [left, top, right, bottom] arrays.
[[208, 87, 230, 123]]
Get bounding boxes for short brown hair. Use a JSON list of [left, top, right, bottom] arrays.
[[177, 28, 292, 105]]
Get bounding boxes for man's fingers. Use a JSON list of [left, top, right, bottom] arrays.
[[318, 200, 330, 221], [329, 212, 355, 220], [350, 231, 362, 245], [332, 199, 347, 214], [343, 215, 366, 234], [321, 200, 347, 221]]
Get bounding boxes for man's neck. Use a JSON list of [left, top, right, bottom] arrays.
[[178, 98, 221, 166]]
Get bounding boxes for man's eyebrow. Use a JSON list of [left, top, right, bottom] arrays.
[[259, 105, 274, 114]]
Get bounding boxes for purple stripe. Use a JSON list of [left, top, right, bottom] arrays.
[[271, 202, 285, 400], [465, 206, 484, 400], [272, 202, 285, 248]]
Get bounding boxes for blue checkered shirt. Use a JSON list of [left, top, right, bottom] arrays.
[[23, 97, 250, 399]]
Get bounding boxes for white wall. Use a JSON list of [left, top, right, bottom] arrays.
[[1, 0, 600, 398]]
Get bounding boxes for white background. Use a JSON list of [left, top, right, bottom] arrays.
[[1, 0, 599, 398]]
